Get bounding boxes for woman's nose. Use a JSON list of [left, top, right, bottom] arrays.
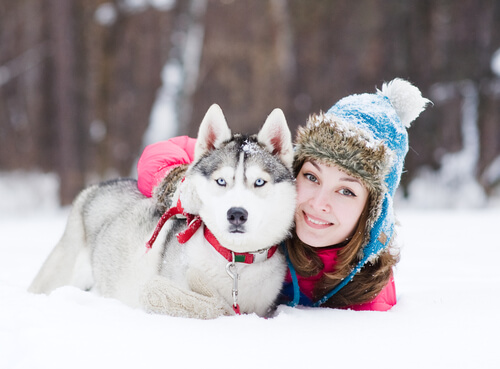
[[309, 187, 331, 212]]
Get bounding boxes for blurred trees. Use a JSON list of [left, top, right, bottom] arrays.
[[1, 0, 499, 204], [0, 0, 177, 203]]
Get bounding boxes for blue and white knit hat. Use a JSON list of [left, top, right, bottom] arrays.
[[293, 78, 430, 304]]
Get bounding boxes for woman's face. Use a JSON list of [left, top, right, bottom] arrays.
[[295, 160, 369, 248]]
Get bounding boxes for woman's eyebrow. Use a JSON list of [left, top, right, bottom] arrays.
[[340, 177, 362, 185], [309, 160, 362, 185], [310, 160, 322, 171]]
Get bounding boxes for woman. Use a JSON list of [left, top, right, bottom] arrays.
[[137, 78, 430, 312]]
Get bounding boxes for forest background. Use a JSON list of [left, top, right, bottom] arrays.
[[1, 0, 499, 207]]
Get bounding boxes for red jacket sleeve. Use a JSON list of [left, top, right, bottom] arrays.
[[137, 136, 197, 197]]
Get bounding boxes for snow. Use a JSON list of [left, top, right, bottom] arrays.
[[1, 174, 499, 369], [95, 1, 176, 26], [121, 0, 176, 13], [94, 3, 118, 26], [142, 61, 183, 146], [0, 171, 60, 215], [492, 48, 500, 77], [241, 139, 260, 155], [482, 154, 500, 190]]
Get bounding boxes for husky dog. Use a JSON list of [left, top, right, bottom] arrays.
[[29, 104, 296, 318]]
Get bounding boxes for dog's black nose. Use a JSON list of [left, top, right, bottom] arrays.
[[227, 207, 248, 226]]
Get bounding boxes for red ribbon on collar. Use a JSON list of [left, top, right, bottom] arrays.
[[203, 227, 278, 264], [145, 199, 202, 249]]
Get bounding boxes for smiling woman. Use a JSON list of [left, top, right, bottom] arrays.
[[294, 161, 369, 248], [281, 78, 430, 310]]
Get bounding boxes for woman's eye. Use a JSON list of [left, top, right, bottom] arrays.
[[339, 188, 356, 197], [216, 178, 226, 187], [304, 173, 318, 183], [254, 178, 266, 187]]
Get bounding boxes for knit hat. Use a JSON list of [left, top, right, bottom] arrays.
[[294, 78, 430, 305]]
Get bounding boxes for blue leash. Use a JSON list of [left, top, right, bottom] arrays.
[[283, 242, 366, 307], [284, 246, 301, 307]]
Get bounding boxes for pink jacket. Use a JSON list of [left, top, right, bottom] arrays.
[[137, 136, 197, 197], [137, 137, 397, 311], [283, 246, 396, 311]]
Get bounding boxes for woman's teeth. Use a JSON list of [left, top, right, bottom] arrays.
[[307, 215, 330, 225]]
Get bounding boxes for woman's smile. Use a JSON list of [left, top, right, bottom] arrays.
[[303, 211, 332, 228]]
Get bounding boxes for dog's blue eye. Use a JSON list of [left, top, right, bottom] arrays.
[[254, 179, 266, 187], [216, 178, 226, 187]]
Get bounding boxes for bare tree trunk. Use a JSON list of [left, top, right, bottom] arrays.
[[49, 0, 83, 204]]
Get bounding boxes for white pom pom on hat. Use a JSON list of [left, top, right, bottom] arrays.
[[377, 77, 431, 128]]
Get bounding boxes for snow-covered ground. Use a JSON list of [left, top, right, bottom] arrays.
[[0, 174, 499, 368]]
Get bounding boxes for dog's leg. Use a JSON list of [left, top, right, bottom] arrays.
[[140, 274, 234, 319], [28, 194, 94, 294]]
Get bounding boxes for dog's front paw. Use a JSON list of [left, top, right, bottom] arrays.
[[141, 276, 234, 319], [186, 269, 236, 316]]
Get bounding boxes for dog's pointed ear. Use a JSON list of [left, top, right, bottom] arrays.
[[257, 108, 293, 169], [194, 104, 232, 162]]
